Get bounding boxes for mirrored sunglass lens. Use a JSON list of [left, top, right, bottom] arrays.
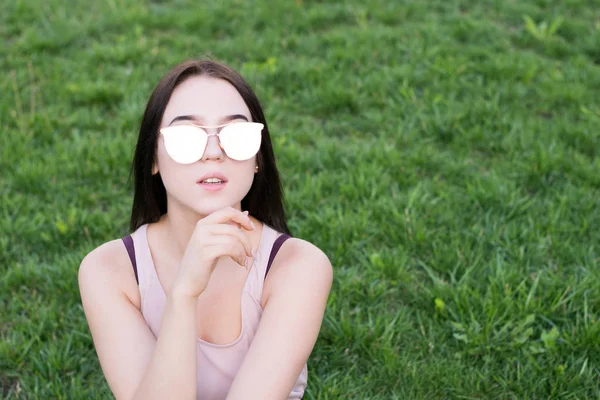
[[162, 126, 206, 164], [219, 123, 262, 161]]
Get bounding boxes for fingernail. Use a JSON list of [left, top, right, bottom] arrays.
[[243, 210, 249, 216]]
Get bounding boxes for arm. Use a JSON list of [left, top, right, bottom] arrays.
[[78, 240, 198, 400], [226, 239, 333, 400]]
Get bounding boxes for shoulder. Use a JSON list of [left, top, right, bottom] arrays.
[[78, 238, 140, 306], [280, 236, 332, 270], [270, 236, 333, 282], [262, 236, 333, 307]]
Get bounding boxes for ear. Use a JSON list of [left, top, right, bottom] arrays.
[[152, 160, 159, 175]]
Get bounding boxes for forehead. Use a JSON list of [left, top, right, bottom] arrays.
[[161, 75, 251, 125]]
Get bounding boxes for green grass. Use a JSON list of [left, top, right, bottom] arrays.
[[2, 0, 600, 398]]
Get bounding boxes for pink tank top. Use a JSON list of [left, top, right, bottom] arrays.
[[128, 223, 308, 399]]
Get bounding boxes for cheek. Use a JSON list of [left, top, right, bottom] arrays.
[[233, 162, 257, 194], [155, 147, 189, 186], [156, 144, 181, 173], [156, 146, 168, 170]]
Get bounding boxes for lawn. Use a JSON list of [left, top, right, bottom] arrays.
[[1, 0, 599, 398]]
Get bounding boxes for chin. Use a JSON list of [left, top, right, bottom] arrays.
[[189, 200, 242, 216]]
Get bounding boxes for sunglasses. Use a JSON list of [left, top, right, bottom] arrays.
[[159, 122, 263, 164]]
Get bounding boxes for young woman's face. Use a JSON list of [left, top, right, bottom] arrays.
[[155, 75, 257, 217]]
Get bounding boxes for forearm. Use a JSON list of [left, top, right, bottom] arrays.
[[132, 289, 198, 400]]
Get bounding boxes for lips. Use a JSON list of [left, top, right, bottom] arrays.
[[197, 171, 228, 184]]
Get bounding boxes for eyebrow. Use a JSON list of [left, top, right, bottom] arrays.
[[169, 114, 249, 125]]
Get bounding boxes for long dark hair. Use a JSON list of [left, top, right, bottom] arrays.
[[129, 59, 290, 235]]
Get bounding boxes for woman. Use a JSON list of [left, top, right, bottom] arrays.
[[78, 59, 333, 400]]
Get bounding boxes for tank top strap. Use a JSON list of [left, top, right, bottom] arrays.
[[246, 224, 294, 304], [128, 224, 160, 302], [121, 235, 138, 284], [265, 234, 292, 280]]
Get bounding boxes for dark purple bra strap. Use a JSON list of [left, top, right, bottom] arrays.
[[265, 234, 291, 281], [121, 235, 139, 285]]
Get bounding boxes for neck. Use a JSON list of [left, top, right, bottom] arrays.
[[159, 199, 247, 258], [162, 211, 199, 258]]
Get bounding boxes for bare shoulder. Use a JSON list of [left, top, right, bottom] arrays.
[[78, 238, 140, 307], [270, 237, 333, 282], [78, 238, 156, 400], [262, 237, 333, 307]]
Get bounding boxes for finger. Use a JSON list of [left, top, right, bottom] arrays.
[[199, 207, 253, 231], [205, 240, 248, 266], [205, 224, 253, 257], [226, 212, 255, 232], [203, 244, 246, 267]]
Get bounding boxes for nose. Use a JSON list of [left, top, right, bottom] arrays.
[[201, 133, 224, 162]]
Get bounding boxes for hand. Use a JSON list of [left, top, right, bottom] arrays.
[[171, 207, 255, 299]]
